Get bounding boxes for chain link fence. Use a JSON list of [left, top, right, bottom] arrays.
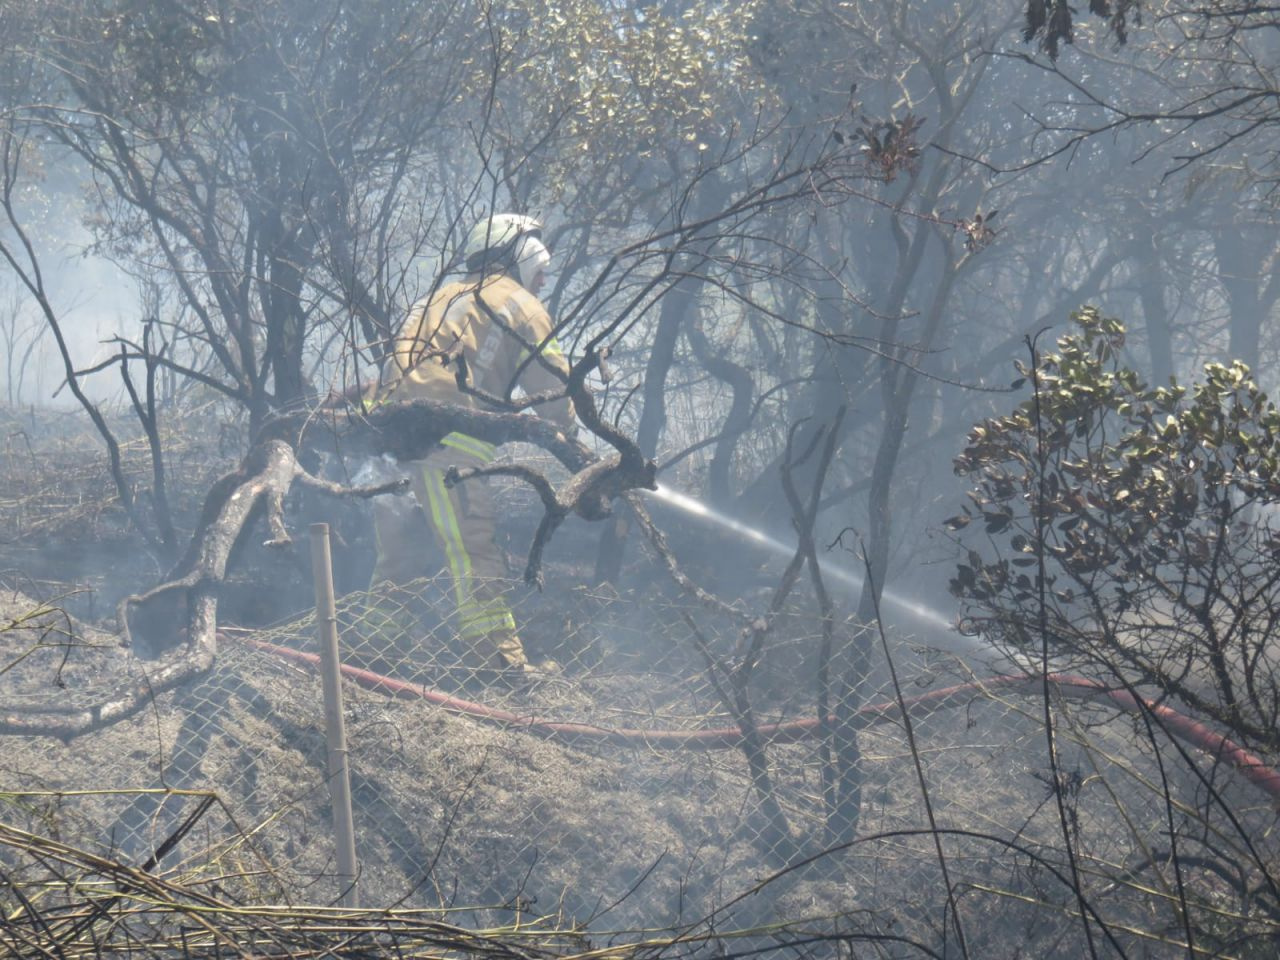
[[2, 420, 1278, 953], [5, 572, 1280, 954]]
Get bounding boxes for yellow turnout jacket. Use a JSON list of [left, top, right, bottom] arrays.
[[383, 272, 574, 429]]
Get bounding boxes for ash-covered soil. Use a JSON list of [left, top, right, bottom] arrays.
[[5, 584, 1280, 958], [0, 586, 1016, 942], [0, 586, 859, 933], [0, 587, 134, 708]]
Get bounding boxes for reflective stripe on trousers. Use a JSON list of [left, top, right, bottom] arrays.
[[369, 432, 523, 668], [417, 460, 517, 640]]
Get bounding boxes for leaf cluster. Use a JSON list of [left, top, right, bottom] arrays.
[[852, 114, 925, 183], [491, 0, 768, 206], [948, 307, 1280, 750], [1024, 0, 1140, 59]]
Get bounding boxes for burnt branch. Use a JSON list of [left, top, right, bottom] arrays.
[[116, 322, 178, 558], [684, 321, 756, 505], [778, 409, 856, 842], [684, 611, 800, 863], [448, 339, 640, 468], [0, 439, 408, 741], [0, 122, 165, 561], [446, 462, 565, 589], [447, 451, 657, 589], [629, 498, 752, 627]]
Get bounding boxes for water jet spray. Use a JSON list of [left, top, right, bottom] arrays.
[[643, 483, 995, 659]]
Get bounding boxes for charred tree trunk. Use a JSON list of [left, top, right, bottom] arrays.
[[686, 315, 755, 507], [1215, 223, 1276, 375], [1135, 228, 1173, 388]]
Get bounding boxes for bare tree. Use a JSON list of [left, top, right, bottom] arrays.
[[0, 283, 43, 406], [1020, 0, 1280, 187]]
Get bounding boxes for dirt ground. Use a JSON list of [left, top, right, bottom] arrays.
[[3, 413, 1279, 955], [9, 578, 1276, 959], [0, 584, 1027, 938]]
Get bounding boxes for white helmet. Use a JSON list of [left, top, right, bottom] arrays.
[[463, 213, 543, 273]]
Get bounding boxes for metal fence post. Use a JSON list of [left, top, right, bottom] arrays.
[[310, 522, 360, 908]]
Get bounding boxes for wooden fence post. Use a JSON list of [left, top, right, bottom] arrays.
[[310, 522, 360, 908]]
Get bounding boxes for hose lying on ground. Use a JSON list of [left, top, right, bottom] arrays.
[[231, 634, 1280, 804]]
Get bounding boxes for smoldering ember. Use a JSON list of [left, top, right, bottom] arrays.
[[1, 2, 1278, 957]]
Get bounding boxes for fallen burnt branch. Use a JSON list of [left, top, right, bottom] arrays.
[[283, 394, 591, 468], [448, 452, 656, 588], [0, 439, 404, 740], [0, 392, 655, 739], [0, 384, 746, 740]]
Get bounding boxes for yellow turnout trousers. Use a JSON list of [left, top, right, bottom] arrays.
[[369, 432, 526, 671]]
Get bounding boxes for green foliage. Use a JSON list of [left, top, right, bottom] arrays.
[[949, 307, 1280, 751], [487, 0, 769, 211]]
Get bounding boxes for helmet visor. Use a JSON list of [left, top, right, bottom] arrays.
[[514, 235, 551, 291]]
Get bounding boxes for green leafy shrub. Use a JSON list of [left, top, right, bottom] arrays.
[[949, 307, 1280, 754]]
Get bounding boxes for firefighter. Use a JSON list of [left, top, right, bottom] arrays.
[[369, 214, 575, 679]]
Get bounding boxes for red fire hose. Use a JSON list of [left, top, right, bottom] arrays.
[[233, 634, 1280, 805]]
